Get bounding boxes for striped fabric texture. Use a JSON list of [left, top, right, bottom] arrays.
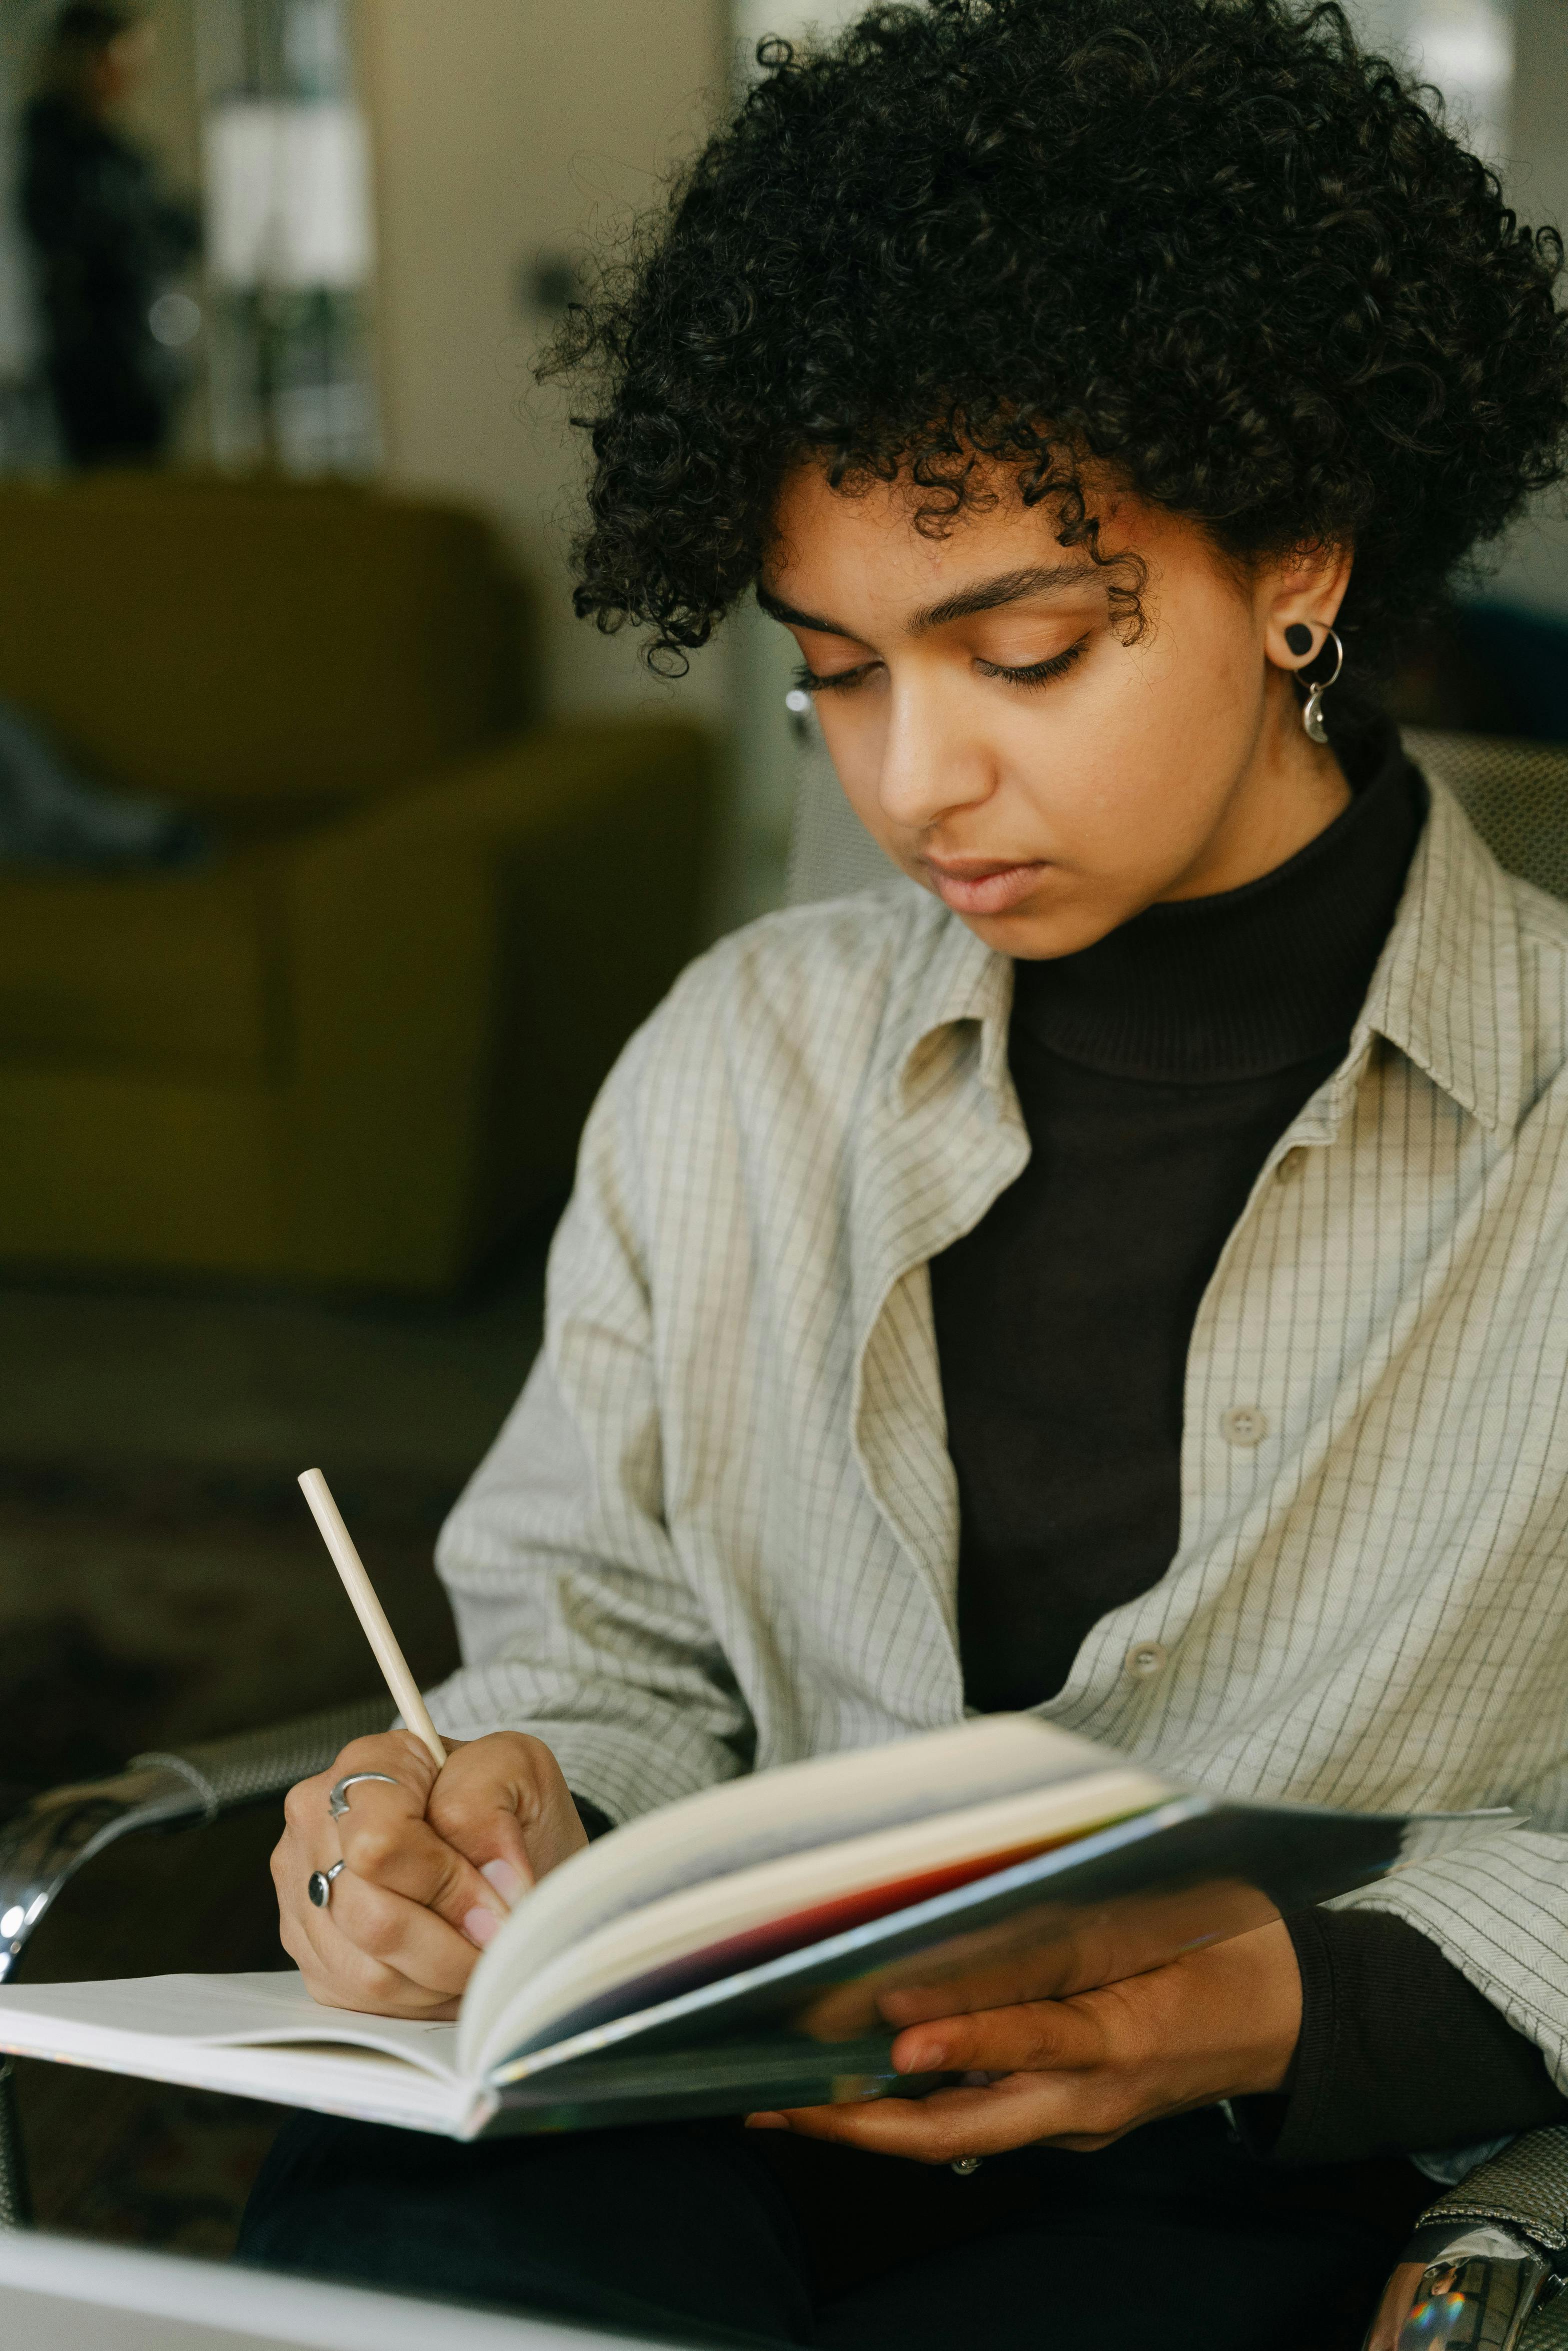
[[430, 770, 1568, 2086]]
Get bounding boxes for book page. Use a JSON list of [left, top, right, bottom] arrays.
[[0, 1972, 482, 2136], [465, 1762, 1172, 2074], [460, 1713, 1122, 2059], [0, 1971, 463, 2079]]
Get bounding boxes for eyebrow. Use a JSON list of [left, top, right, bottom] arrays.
[[755, 560, 1100, 643]]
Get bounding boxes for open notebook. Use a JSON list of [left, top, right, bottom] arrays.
[[0, 1714, 1507, 2138]]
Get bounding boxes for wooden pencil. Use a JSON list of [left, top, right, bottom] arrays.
[[298, 1466, 449, 1770]]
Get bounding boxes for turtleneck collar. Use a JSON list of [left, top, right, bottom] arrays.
[[1010, 719, 1425, 1084]]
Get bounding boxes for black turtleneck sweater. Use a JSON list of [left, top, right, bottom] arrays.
[[930, 722, 1568, 2165]]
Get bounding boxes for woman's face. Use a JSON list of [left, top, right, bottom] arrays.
[[762, 462, 1351, 960], [88, 26, 155, 116]]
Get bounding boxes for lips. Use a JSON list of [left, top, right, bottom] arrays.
[[921, 857, 1049, 916]]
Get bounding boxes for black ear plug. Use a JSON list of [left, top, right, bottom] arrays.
[[1284, 622, 1314, 657]]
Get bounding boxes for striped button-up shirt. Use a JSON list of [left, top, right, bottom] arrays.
[[431, 767, 1568, 2087]]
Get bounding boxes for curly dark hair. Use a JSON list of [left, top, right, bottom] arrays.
[[545, 0, 1568, 685], [50, 3, 142, 55]]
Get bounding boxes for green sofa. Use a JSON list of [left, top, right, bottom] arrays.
[[0, 476, 716, 1292]]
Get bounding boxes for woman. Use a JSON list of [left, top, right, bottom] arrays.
[[242, 5, 1568, 2344]]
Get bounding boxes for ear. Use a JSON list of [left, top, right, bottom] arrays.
[[1261, 544, 1353, 676]]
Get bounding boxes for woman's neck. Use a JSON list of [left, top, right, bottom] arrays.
[[1158, 667, 1352, 904], [1011, 716, 1424, 1084]]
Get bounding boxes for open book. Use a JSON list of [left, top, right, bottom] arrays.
[[0, 1714, 1506, 2139]]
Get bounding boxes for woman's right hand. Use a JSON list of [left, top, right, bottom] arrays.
[[272, 1727, 589, 2017]]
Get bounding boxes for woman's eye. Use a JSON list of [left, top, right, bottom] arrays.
[[792, 659, 878, 695], [976, 638, 1089, 691], [794, 635, 1088, 696]]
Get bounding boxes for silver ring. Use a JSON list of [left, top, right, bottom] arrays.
[[307, 1860, 346, 1908], [328, 1772, 400, 1819], [949, 2156, 983, 2176]]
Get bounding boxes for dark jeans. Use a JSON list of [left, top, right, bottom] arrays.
[[238, 2104, 1429, 2349]]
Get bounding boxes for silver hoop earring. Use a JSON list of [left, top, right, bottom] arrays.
[[1298, 628, 1344, 745]]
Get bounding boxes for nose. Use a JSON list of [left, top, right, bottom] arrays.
[[874, 680, 995, 834]]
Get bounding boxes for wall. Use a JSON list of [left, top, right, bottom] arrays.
[[0, 3, 52, 387], [1351, 0, 1514, 158], [125, 0, 204, 185], [359, 0, 730, 726], [1350, 0, 1568, 619], [1512, 0, 1568, 233], [733, 0, 872, 61], [726, 2, 880, 916], [1490, 0, 1568, 618]]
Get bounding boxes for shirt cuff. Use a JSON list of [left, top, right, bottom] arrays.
[[1234, 1907, 1568, 2165]]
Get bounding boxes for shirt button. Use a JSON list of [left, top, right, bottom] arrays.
[[1219, 1406, 1269, 1446], [1125, 1639, 1167, 1679], [1276, 1149, 1306, 1183]]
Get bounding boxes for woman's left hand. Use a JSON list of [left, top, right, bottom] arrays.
[[746, 1918, 1301, 2162]]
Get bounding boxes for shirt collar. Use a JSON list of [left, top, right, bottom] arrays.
[[886, 763, 1526, 1140], [885, 883, 1014, 1110], [1351, 770, 1524, 1138]]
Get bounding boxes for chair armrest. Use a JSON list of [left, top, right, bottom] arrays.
[[1363, 2128, 1568, 2348], [0, 1697, 390, 1988], [1420, 2131, 1568, 2261], [277, 716, 718, 1291]]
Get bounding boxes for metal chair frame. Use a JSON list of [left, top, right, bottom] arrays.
[[0, 1700, 390, 2225], [6, 728, 1568, 2347]]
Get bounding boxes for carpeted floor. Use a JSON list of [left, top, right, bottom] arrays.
[[1, 1218, 555, 2251], [0, 1468, 466, 1812]]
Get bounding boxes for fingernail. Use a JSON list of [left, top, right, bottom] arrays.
[[463, 1906, 499, 1948], [899, 2042, 942, 2073], [482, 1860, 525, 1907], [744, 2112, 787, 2130]]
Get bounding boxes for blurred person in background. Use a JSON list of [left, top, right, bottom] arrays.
[[21, 1, 200, 468]]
